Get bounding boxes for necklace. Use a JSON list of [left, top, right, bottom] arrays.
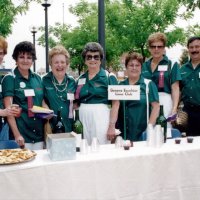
[[52, 76, 67, 86], [52, 75, 68, 93]]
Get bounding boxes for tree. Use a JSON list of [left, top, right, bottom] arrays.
[[179, 49, 189, 65], [38, 0, 192, 71], [0, 0, 41, 36], [178, 0, 200, 10], [105, 0, 187, 60], [185, 24, 200, 37]]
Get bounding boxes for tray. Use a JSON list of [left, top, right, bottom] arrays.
[[0, 149, 37, 165]]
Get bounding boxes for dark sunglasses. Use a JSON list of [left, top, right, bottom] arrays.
[[85, 55, 101, 61], [150, 45, 165, 49]]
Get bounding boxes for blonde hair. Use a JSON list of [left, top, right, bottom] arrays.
[[0, 36, 8, 54], [49, 45, 70, 66], [147, 32, 167, 47]]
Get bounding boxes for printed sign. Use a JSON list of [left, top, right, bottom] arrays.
[[108, 85, 140, 100]]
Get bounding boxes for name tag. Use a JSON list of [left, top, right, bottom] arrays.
[[0, 84, 2, 93], [67, 93, 74, 100], [158, 65, 168, 71], [24, 89, 35, 97], [78, 78, 86, 85], [199, 72, 200, 78]]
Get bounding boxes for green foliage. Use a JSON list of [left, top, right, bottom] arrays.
[[0, 0, 17, 36], [105, 0, 186, 59], [38, 0, 193, 71], [185, 24, 200, 37], [179, 48, 189, 65], [0, 0, 41, 36], [178, 0, 200, 10]]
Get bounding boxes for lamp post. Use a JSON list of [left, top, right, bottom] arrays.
[[30, 26, 37, 72], [98, 0, 105, 68], [42, 0, 51, 73]]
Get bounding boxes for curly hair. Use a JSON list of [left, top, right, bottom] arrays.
[[49, 45, 70, 66], [12, 41, 36, 61]]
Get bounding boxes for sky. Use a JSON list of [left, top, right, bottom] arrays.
[[4, 1, 200, 72]]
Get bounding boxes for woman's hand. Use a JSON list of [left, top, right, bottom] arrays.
[[171, 107, 177, 115], [107, 125, 116, 141], [73, 102, 79, 110], [16, 135, 25, 148], [10, 106, 22, 117], [0, 107, 21, 117], [15, 135, 25, 148]]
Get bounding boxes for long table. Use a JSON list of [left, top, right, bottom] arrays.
[[1, 138, 200, 200]]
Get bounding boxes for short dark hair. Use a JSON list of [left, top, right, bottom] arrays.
[[82, 42, 104, 60], [125, 52, 143, 68], [12, 41, 36, 61], [187, 36, 200, 47]]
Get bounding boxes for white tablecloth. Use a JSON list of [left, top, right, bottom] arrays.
[[1, 138, 200, 200]]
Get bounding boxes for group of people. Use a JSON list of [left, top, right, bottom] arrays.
[[0, 32, 199, 150]]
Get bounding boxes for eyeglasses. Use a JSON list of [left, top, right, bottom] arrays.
[[149, 45, 165, 49], [85, 55, 101, 61]]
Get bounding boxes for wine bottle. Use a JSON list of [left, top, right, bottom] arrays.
[[156, 105, 167, 142], [73, 109, 83, 139], [52, 110, 65, 134]]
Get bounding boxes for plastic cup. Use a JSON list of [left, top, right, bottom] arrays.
[[123, 140, 131, 150], [115, 136, 123, 148], [175, 138, 181, 144], [80, 139, 88, 154], [187, 137, 193, 143], [11, 104, 19, 109], [91, 137, 100, 152], [11, 104, 22, 118]]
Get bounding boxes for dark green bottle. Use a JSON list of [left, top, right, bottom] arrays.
[[156, 105, 167, 142], [52, 110, 65, 134], [73, 109, 83, 139]]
